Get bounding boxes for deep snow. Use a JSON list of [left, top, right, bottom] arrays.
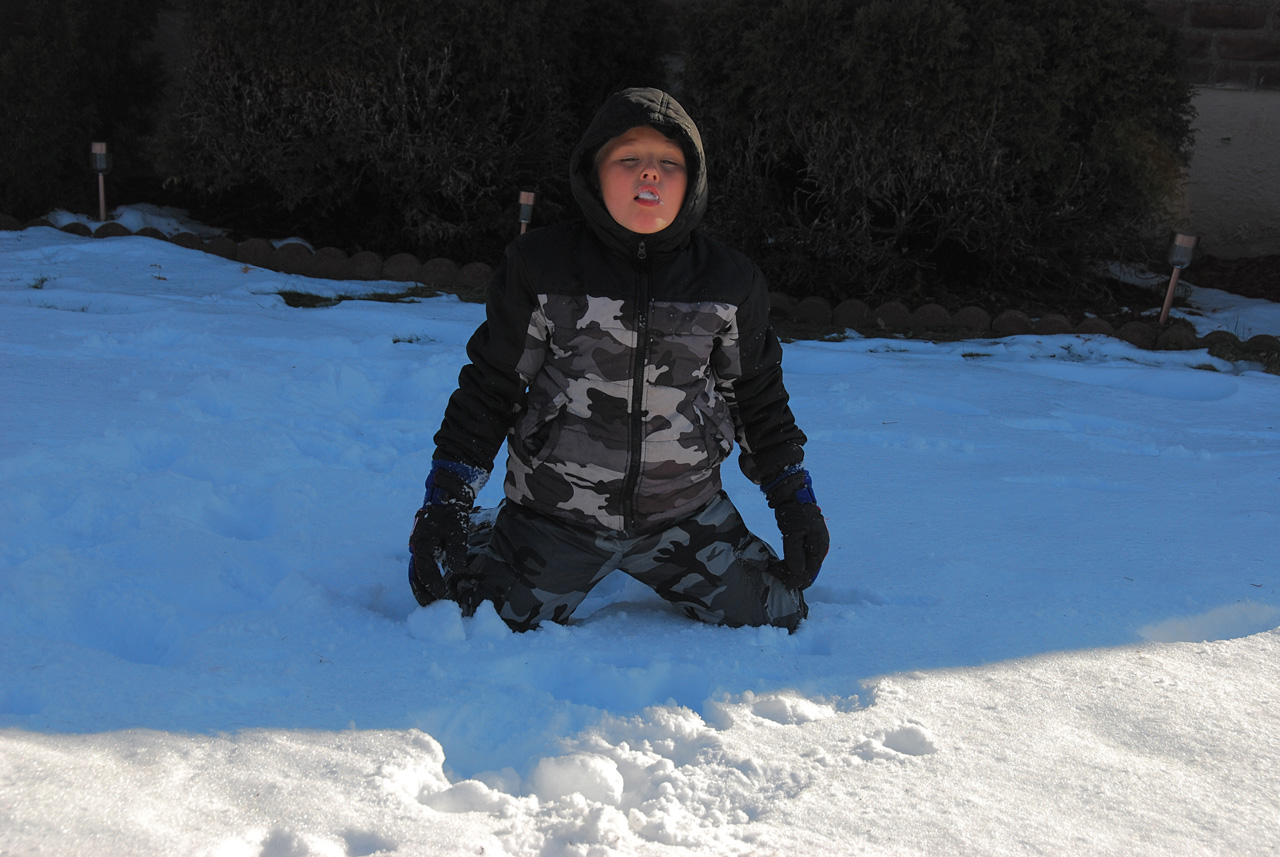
[[1, 207, 1278, 856]]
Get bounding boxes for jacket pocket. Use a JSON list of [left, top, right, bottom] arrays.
[[515, 394, 567, 468], [692, 397, 734, 465]]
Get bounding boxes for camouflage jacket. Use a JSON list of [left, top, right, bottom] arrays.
[[433, 89, 805, 534]]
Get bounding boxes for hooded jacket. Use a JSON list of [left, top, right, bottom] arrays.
[[433, 87, 805, 534]]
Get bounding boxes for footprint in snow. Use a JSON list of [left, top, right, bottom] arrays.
[[851, 723, 938, 761], [878, 723, 938, 756], [750, 694, 837, 725]]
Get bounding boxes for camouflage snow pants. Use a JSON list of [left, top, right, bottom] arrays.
[[464, 492, 807, 632]]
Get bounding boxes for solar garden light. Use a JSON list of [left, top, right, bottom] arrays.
[[90, 142, 113, 223], [518, 191, 536, 234], [1159, 233, 1197, 325]]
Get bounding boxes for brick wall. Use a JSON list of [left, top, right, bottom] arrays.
[[1148, 1, 1280, 89]]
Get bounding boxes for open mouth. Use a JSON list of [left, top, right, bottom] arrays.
[[635, 187, 660, 204]]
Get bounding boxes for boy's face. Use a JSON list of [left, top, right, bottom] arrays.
[[595, 125, 688, 234]]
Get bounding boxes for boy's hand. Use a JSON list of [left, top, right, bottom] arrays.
[[408, 504, 469, 605], [763, 467, 829, 590], [407, 463, 476, 607]]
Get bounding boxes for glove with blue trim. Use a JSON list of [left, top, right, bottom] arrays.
[[408, 461, 484, 608], [762, 466, 829, 590]]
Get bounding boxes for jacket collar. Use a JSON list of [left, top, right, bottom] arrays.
[[569, 88, 708, 262]]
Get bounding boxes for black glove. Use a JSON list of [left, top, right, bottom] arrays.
[[763, 467, 829, 590], [408, 463, 476, 607]]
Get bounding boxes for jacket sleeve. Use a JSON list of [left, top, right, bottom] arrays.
[[715, 262, 807, 485], [432, 242, 545, 473]]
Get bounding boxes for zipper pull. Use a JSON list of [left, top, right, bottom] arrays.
[[636, 240, 647, 261]]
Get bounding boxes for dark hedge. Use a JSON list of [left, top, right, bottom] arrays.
[[155, 0, 665, 260], [0, 0, 164, 219], [680, 0, 1196, 308], [2, 0, 1197, 307]]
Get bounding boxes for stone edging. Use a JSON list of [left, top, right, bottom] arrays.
[[769, 292, 1280, 365], [1, 214, 494, 298], [3, 212, 1278, 369]]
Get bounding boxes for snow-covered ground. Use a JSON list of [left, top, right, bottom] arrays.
[[2, 208, 1278, 856]]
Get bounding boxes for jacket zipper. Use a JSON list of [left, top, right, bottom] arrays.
[[621, 240, 649, 531]]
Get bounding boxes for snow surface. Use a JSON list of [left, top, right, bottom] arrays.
[[2, 207, 1278, 855], [44, 204, 228, 240]]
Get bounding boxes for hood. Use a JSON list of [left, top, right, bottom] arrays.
[[569, 87, 708, 260]]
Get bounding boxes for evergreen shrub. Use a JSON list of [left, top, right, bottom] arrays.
[[158, 0, 664, 260], [0, 0, 164, 219], [681, 0, 1195, 308]]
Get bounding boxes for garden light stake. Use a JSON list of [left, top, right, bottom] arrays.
[[90, 142, 112, 223], [519, 191, 536, 234], [1159, 233, 1197, 325]]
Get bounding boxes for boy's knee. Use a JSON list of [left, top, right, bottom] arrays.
[[680, 563, 807, 632], [492, 580, 582, 632], [748, 578, 808, 632], [765, 585, 808, 633], [495, 595, 543, 632], [498, 609, 539, 633]]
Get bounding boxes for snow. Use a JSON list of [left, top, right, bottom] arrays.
[[2, 207, 1278, 856], [45, 203, 228, 239]]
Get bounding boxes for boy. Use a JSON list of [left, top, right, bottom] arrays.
[[408, 87, 828, 632]]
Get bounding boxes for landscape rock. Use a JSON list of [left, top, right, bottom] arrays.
[[1155, 323, 1200, 350], [347, 251, 383, 280], [275, 242, 315, 275], [1032, 314, 1072, 335], [951, 306, 991, 333], [1200, 330, 1241, 349], [911, 303, 953, 331], [833, 298, 868, 330], [383, 252, 425, 282], [1074, 317, 1114, 336], [237, 238, 275, 269], [310, 247, 350, 280], [991, 310, 1032, 337], [1116, 321, 1158, 350], [457, 261, 494, 299], [169, 232, 202, 250], [1244, 334, 1280, 355], [423, 258, 461, 289], [795, 296, 833, 326], [203, 237, 239, 260], [871, 301, 912, 331], [1202, 330, 1246, 361], [92, 222, 133, 238]]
